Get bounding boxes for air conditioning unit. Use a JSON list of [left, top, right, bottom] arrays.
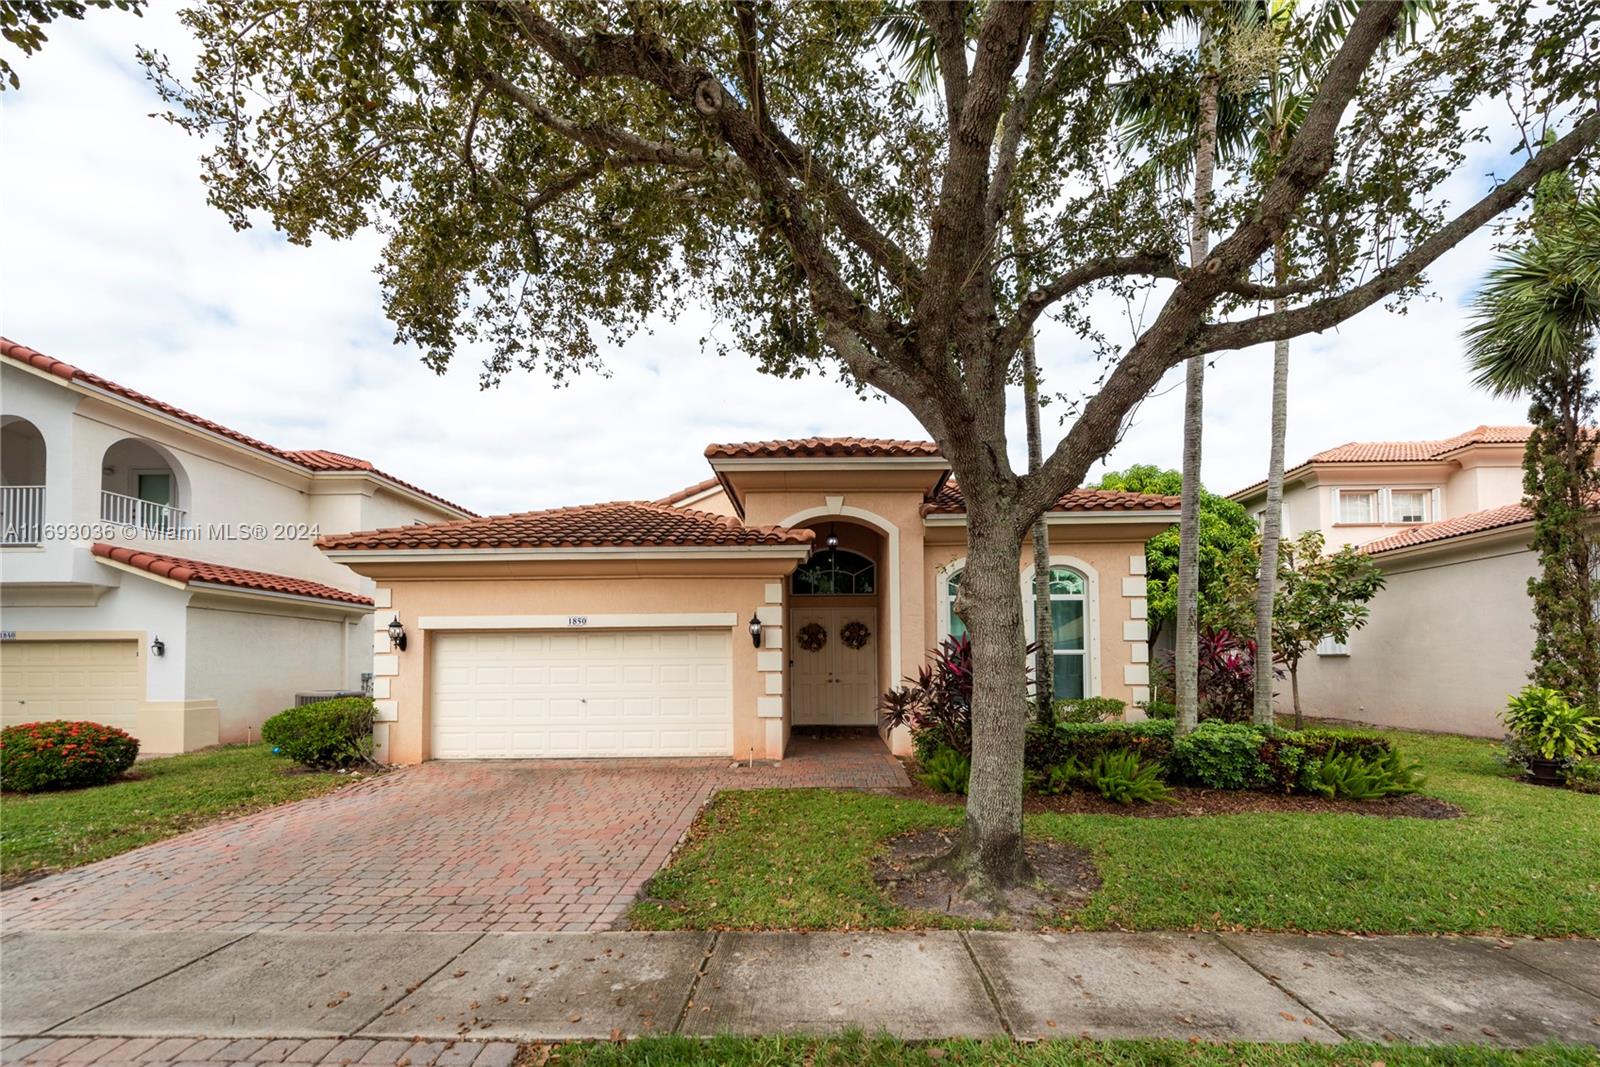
[[293, 690, 366, 707]]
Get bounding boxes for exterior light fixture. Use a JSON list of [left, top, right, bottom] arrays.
[[387, 615, 408, 652], [748, 612, 763, 648], [824, 524, 840, 549], [150, 635, 165, 657]]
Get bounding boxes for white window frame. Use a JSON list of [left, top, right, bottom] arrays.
[[1317, 635, 1351, 656], [1333, 487, 1379, 525]]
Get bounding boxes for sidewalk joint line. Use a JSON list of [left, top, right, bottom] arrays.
[[672, 931, 720, 1035], [1476, 939, 1600, 1004], [1211, 933, 1347, 1040], [957, 931, 1013, 1038], [40, 931, 255, 1037], [352, 932, 487, 1039]]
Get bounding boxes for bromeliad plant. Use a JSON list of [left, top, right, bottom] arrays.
[[881, 637, 1036, 763], [1501, 686, 1600, 762]]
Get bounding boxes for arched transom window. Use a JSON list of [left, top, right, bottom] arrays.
[[791, 549, 876, 596], [941, 565, 1087, 700]]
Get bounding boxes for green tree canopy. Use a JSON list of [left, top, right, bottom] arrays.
[[1094, 465, 1256, 642]]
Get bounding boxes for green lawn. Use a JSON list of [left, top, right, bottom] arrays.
[[630, 730, 1600, 935], [540, 1037, 1595, 1066], [1, 744, 350, 883]]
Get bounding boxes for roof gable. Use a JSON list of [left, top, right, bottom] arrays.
[[1230, 424, 1532, 499], [706, 438, 944, 460]]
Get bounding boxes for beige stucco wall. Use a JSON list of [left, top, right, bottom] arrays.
[[367, 566, 791, 765], [1286, 539, 1536, 737]]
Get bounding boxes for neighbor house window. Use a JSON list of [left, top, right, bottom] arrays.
[[1390, 490, 1430, 523], [791, 549, 875, 596], [1337, 490, 1377, 524], [1029, 567, 1087, 702], [1317, 635, 1351, 656]]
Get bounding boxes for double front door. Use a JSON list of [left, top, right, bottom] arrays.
[[790, 605, 879, 726]]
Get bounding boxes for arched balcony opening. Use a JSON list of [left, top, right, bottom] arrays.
[[1, 416, 47, 546], [100, 438, 189, 536]]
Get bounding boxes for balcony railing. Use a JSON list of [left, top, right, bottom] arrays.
[[101, 490, 187, 536], [1, 485, 45, 546]]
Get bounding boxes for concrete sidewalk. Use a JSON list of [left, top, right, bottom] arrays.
[[2, 930, 1597, 1056]]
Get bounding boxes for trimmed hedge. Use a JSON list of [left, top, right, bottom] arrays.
[[1053, 696, 1127, 724], [1025, 719, 1176, 772], [261, 697, 375, 769], [1, 720, 140, 792]]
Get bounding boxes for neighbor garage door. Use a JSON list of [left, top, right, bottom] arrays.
[[430, 629, 733, 758], [0, 639, 141, 732]]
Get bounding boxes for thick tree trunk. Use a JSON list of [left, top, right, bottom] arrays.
[[1175, 38, 1220, 737], [952, 519, 1031, 891], [1022, 332, 1054, 721], [1253, 240, 1291, 727]]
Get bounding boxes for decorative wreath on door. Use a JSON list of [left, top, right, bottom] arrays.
[[797, 622, 828, 652], [840, 620, 872, 650]]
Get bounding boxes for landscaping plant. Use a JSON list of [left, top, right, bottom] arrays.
[[0, 720, 139, 793], [1304, 749, 1425, 800], [1169, 721, 1273, 791], [918, 747, 971, 795], [879, 636, 975, 762], [1025, 720, 1178, 774], [1053, 697, 1126, 724], [1085, 750, 1171, 805], [261, 697, 377, 770], [1500, 685, 1600, 763]]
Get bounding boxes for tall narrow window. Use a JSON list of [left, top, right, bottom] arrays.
[[945, 570, 966, 639], [1030, 567, 1087, 701]]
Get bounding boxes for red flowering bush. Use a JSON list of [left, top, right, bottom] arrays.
[[0, 720, 140, 792]]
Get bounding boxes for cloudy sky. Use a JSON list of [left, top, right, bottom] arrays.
[[2, 6, 1531, 517]]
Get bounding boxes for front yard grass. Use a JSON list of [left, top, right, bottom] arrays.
[[541, 1036, 1595, 1066], [630, 729, 1600, 935], [1, 743, 351, 884]]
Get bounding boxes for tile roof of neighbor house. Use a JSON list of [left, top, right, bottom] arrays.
[[91, 543, 373, 605], [1, 337, 474, 517], [1360, 503, 1533, 555], [706, 438, 947, 459], [923, 480, 1182, 515], [1231, 424, 1534, 498], [652, 477, 723, 506], [316, 501, 817, 552]]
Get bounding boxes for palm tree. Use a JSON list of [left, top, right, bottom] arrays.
[[1465, 187, 1600, 708]]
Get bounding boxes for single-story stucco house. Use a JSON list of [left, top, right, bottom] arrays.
[[317, 439, 1181, 763]]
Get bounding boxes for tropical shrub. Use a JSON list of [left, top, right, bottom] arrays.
[[1153, 629, 1272, 723], [918, 746, 970, 794], [1054, 696, 1126, 724], [1500, 685, 1600, 761], [1030, 757, 1086, 796], [879, 636, 974, 762], [1141, 698, 1177, 720], [1024, 720, 1177, 773], [1085, 750, 1170, 805], [1169, 721, 1273, 790], [1565, 758, 1600, 794], [261, 697, 375, 769], [0, 720, 140, 792], [1303, 749, 1424, 800]]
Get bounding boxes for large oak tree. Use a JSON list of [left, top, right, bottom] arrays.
[[145, 0, 1598, 898]]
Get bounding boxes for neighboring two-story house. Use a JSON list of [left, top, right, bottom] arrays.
[[1229, 425, 1548, 737], [0, 338, 473, 753]]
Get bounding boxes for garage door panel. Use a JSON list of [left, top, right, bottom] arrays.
[[1, 640, 141, 732], [430, 628, 733, 758]]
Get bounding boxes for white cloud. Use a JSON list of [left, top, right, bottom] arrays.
[[1, 9, 1530, 518]]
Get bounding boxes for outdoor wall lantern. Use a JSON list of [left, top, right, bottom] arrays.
[[748, 612, 763, 648], [387, 615, 408, 652], [149, 635, 165, 658]]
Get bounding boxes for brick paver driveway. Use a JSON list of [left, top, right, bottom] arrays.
[[1, 734, 906, 935]]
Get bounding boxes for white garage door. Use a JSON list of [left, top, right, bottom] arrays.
[[430, 629, 733, 759], [0, 639, 141, 732]]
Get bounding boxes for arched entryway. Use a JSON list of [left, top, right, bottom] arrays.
[[787, 519, 885, 726], [100, 437, 189, 535], [1, 416, 47, 546]]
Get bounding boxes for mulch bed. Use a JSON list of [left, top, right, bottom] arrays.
[[896, 773, 1463, 819], [872, 827, 1100, 927]]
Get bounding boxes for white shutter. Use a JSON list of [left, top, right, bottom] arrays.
[[1330, 488, 1340, 524], [1378, 488, 1391, 524]]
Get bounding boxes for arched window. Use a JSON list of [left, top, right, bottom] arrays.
[[791, 549, 876, 596], [1035, 567, 1087, 701]]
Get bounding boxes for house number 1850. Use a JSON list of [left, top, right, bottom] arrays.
[[567, 616, 588, 627]]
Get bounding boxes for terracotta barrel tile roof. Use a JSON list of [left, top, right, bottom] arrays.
[[1232, 425, 1534, 497], [652, 477, 721, 506], [317, 500, 815, 552], [924, 480, 1181, 515], [1360, 503, 1533, 555], [706, 437, 944, 459], [2, 337, 473, 517], [91, 543, 373, 605]]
